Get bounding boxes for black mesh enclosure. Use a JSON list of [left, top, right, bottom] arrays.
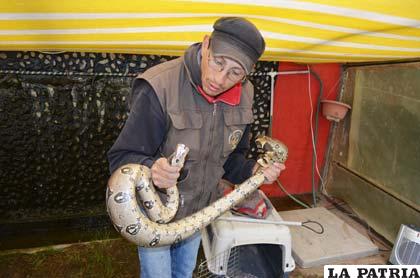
[[0, 51, 277, 223]]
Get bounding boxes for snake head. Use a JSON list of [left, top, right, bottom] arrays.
[[255, 136, 288, 167], [169, 144, 190, 167]]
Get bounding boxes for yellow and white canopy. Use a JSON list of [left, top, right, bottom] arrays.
[[1, 0, 420, 63]]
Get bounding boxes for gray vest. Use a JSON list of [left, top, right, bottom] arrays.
[[137, 56, 254, 220]]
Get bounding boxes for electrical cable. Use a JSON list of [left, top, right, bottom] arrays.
[[275, 179, 310, 209], [264, 69, 313, 208], [301, 220, 324, 234], [306, 66, 324, 207], [0, 69, 138, 77], [218, 216, 324, 235], [0, 69, 272, 78], [305, 72, 391, 251], [324, 195, 392, 251], [319, 71, 347, 196], [266, 67, 324, 209]]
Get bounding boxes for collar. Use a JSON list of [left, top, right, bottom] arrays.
[[197, 83, 242, 106], [183, 42, 203, 87]]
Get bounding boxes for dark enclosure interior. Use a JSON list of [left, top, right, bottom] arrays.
[[0, 51, 278, 250]]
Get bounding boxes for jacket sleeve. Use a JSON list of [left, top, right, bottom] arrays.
[[107, 79, 166, 174], [222, 125, 257, 184]]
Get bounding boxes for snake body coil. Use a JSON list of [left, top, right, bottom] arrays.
[[106, 136, 288, 247]]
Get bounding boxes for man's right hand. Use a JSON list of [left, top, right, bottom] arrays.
[[151, 158, 181, 189]]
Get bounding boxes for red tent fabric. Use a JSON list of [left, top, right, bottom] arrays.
[[261, 62, 342, 197]]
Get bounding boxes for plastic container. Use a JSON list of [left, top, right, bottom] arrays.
[[199, 193, 295, 277], [321, 100, 351, 122]]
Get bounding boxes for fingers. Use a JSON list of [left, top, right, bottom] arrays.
[[151, 158, 181, 189], [262, 163, 285, 184]]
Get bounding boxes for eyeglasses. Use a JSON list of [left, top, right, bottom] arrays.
[[208, 53, 247, 83]]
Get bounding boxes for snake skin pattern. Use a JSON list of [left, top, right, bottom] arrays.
[[138, 144, 189, 224], [106, 136, 288, 247]]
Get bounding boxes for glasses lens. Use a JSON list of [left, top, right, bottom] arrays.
[[208, 56, 222, 72], [209, 53, 246, 82], [227, 71, 246, 82]]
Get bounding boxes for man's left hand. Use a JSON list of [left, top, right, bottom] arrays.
[[253, 162, 286, 184]]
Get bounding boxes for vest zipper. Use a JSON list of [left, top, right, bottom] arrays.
[[196, 103, 218, 212], [213, 103, 217, 116]]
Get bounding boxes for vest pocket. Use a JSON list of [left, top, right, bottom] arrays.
[[169, 111, 202, 130], [167, 111, 202, 161], [222, 109, 254, 157]]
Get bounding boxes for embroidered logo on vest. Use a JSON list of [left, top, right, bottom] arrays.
[[229, 130, 243, 150]]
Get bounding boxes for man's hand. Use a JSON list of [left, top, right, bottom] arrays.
[[151, 158, 181, 189], [253, 162, 285, 184]]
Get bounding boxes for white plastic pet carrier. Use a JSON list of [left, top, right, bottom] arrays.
[[198, 193, 295, 278]]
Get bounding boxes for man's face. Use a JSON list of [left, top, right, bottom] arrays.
[[200, 37, 246, 97]]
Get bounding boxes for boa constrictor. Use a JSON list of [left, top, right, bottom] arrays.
[[106, 136, 288, 247]]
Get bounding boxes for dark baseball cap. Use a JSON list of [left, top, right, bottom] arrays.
[[210, 17, 265, 74]]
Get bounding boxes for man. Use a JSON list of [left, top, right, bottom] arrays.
[[107, 17, 285, 278]]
